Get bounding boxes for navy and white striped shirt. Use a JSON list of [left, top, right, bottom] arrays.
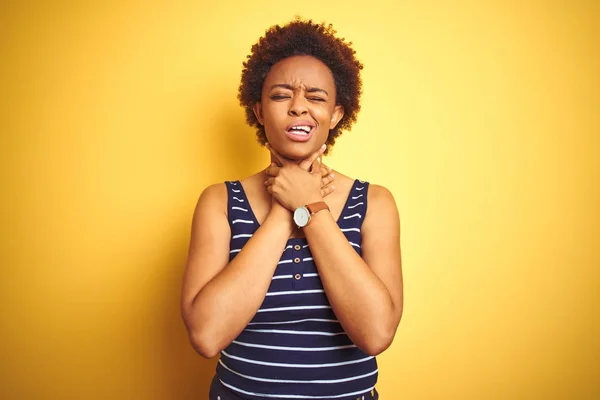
[[215, 179, 376, 399]]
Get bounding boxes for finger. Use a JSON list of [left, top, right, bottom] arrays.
[[299, 144, 326, 170], [263, 177, 276, 187], [266, 143, 286, 167], [320, 184, 335, 198], [310, 155, 322, 174], [319, 164, 327, 177], [321, 173, 334, 188], [320, 164, 333, 178], [265, 163, 281, 177]]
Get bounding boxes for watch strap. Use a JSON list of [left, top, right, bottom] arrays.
[[306, 201, 329, 216]]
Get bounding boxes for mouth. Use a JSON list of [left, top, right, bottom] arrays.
[[284, 122, 315, 142]]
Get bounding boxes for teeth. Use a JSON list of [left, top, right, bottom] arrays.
[[290, 125, 311, 134]]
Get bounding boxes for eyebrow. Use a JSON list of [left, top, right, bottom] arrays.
[[270, 84, 329, 96]]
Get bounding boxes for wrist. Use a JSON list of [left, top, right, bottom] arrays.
[[266, 203, 294, 232], [296, 195, 324, 210], [293, 200, 330, 228], [301, 207, 331, 231]]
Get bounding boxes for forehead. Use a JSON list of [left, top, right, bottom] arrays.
[[264, 55, 336, 89]]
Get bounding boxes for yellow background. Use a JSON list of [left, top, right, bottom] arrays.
[[1, 1, 598, 399]]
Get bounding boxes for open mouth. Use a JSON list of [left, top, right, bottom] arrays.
[[285, 124, 315, 142], [287, 125, 312, 134]]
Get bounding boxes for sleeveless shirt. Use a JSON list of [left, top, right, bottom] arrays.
[[214, 179, 377, 399]]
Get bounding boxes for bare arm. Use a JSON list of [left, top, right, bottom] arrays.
[[180, 148, 333, 358], [264, 150, 403, 356], [303, 184, 403, 355], [180, 183, 294, 358]]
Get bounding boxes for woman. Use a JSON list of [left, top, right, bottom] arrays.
[[181, 19, 403, 400]]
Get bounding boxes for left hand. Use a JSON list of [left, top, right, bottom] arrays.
[[264, 145, 326, 211]]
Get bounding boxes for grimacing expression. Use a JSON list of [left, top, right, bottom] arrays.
[[253, 55, 344, 161]]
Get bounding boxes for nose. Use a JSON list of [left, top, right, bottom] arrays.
[[288, 96, 308, 116]]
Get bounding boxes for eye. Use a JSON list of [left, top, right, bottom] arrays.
[[270, 95, 290, 100], [308, 97, 326, 102]]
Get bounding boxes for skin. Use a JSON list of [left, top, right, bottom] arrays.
[[253, 55, 344, 161], [181, 55, 403, 358]]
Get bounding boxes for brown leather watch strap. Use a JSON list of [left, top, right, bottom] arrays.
[[306, 201, 329, 215]]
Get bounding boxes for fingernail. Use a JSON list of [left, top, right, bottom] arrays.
[[321, 144, 326, 149], [331, 185, 335, 189], [330, 174, 334, 178]]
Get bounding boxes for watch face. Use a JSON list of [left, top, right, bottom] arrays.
[[293, 207, 310, 227]]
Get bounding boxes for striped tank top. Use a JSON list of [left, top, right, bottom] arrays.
[[215, 179, 377, 399]]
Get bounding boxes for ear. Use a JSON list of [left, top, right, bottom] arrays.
[[329, 105, 344, 130], [253, 102, 264, 125]]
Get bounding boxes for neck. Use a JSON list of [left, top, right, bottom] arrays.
[[270, 153, 302, 166]]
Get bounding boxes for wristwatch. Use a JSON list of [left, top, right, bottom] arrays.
[[293, 201, 330, 228]]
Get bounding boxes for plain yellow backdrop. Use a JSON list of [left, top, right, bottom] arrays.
[[1, 1, 598, 399]]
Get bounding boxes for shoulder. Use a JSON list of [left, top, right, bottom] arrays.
[[194, 182, 228, 216], [367, 184, 396, 204], [199, 182, 227, 202], [364, 183, 400, 225]]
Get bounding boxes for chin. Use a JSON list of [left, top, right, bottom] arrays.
[[277, 143, 317, 162]]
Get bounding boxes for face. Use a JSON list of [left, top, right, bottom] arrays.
[[253, 55, 344, 161]]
